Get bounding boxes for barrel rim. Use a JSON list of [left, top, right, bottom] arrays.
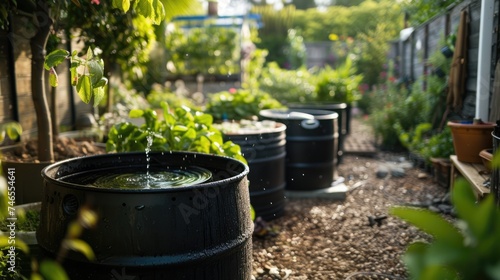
[[41, 151, 249, 193], [260, 108, 338, 120], [222, 121, 286, 136]]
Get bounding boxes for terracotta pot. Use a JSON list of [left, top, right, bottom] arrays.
[[447, 121, 495, 163]]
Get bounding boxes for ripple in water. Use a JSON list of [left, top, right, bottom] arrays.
[[90, 166, 212, 189]]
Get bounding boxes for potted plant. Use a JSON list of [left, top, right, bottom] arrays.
[[447, 119, 496, 163], [420, 127, 455, 187]]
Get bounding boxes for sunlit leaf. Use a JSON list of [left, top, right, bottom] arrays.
[[112, 0, 130, 12], [44, 49, 69, 70], [93, 86, 105, 107], [451, 179, 495, 240], [390, 206, 463, 246], [87, 60, 103, 85], [5, 122, 22, 140], [64, 239, 95, 261], [76, 75, 92, 104], [86, 47, 93, 60], [66, 221, 83, 239], [129, 109, 144, 118], [39, 260, 69, 280], [48, 69, 59, 87]]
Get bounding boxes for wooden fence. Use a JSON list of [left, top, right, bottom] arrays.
[[390, 0, 500, 120]]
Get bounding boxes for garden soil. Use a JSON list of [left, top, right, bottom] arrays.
[[251, 117, 449, 280]]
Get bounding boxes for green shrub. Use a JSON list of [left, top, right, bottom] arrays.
[[147, 88, 200, 111], [205, 89, 284, 121], [314, 57, 363, 104], [106, 104, 246, 163], [258, 62, 316, 104]]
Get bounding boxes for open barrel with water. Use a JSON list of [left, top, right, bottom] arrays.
[[37, 151, 252, 280]]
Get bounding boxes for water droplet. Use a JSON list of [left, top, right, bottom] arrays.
[[135, 205, 145, 210]]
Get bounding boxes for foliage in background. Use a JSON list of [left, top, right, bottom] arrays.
[[419, 126, 455, 161], [242, 48, 268, 91], [106, 105, 246, 163], [164, 26, 240, 77], [283, 29, 307, 69], [292, 1, 403, 42], [258, 62, 316, 104], [391, 179, 500, 280], [397, 122, 433, 156], [147, 87, 200, 111], [314, 57, 363, 104], [356, 22, 401, 86], [205, 89, 284, 121], [251, 5, 296, 68], [401, 0, 463, 26]]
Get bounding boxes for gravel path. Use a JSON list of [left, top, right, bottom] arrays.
[[251, 117, 449, 280]]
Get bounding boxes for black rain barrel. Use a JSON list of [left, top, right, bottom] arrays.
[[38, 151, 253, 280], [288, 102, 348, 164], [221, 121, 286, 220], [259, 109, 338, 191]]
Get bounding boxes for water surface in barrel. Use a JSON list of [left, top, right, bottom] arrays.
[[60, 166, 212, 189]]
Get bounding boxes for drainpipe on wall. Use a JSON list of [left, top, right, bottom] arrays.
[[476, 0, 494, 121]]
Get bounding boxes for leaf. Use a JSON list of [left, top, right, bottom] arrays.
[[87, 60, 103, 85], [39, 260, 69, 280], [403, 242, 428, 278], [63, 239, 95, 261], [451, 179, 495, 240], [86, 47, 93, 60], [93, 86, 105, 107], [44, 49, 69, 69], [113, 0, 130, 13], [129, 109, 144, 118], [492, 149, 500, 168], [76, 75, 92, 104], [48, 69, 59, 87], [250, 205, 256, 221], [390, 206, 463, 246], [5, 122, 22, 140]]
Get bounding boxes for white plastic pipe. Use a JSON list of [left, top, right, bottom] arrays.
[[476, 0, 494, 121]]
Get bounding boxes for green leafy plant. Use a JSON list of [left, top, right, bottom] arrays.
[[147, 89, 199, 111], [391, 179, 500, 280], [45, 47, 108, 107], [205, 89, 284, 121], [419, 127, 455, 162], [258, 62, 316, 104], [397, 122, 433, 155], [165, 26, 240, 77], [314, 57, 363, 104], [106, 104, 246, 163]]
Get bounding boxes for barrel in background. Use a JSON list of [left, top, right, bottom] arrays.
[[260, 109, 338, 191], [223, 122, 287, 220], [288, 102, 347, 164]]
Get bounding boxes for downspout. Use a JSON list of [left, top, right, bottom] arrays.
[[475, 0, 494, 121]]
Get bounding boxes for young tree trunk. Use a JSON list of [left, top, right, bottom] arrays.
[[30, 5, 53, 162]]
